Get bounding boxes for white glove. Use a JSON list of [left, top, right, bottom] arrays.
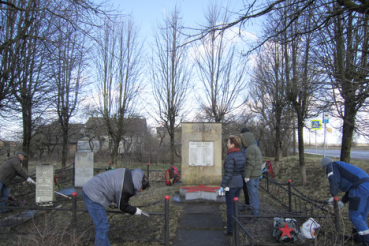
[[218, 187, 225, 196], [328, 197, 344, 209], [27, 177, 35, 184], [244, 178, 250, 183], [338, 201, 345, 209], [224, 187, 230, 191], [135, 207, 142, 216]]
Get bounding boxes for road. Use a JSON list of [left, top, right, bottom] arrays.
[[304, 149, 369, 160]]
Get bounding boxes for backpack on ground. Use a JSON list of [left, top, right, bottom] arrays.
[[272, 217, 299, 243]]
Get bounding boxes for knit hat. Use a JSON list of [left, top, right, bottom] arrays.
[[321, 157, 333, 169], [240, 127, 250, 133], [16, 150, 28, 158]]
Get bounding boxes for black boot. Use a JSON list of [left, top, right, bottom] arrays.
[[360, 234, 369, 246], [344, 227, 363, 242]]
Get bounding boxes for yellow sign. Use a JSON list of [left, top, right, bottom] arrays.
[[311, 120, 321, 130]]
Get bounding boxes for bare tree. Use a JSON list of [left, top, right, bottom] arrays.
[[94, 17, 143, 168], [248, 2, 325, 184], [193, 2, 248, 123], [50, 19, 89, 168], [249, 41, 293, 175], [285, 3, 324, 185], [0, 0, 106, 114], [313, 4, 369, 162], [10, 7, 55, 170], [150, 6, 191, 165], [1, 0, 109, 170], [191, 0, 369, 43]]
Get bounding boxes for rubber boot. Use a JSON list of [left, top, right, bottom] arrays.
[[361, 234, 369, 246], [352, 227, 363, 242]]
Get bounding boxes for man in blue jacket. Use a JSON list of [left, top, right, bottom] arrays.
[[82, 168, 150, 246], [322, 157, 369, 246]]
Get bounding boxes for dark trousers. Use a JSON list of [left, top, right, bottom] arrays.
[[242, 178, 250, 205]]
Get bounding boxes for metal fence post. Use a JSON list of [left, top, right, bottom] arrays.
[[73, 161, 75, 186], [164, 195, 169, 246], [333, 197, 341, 245], [288, 179, 292, 212], [72, 192, 77, 229], [233, 197, 239, 246], [147, 163, 150, 180], [266, 170, 270, 193]]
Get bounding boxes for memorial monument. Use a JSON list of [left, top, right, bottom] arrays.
[[35, 164, 55, 205], [75, 137, 94, 187], [180, 122, 223, 201]]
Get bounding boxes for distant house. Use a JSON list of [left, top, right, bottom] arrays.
[[83, 117, 147, 155], [31, 122, 85, 158], [31, 117, 147, 158]]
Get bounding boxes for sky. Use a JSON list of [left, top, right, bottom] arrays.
[[106, 0, 262, 44], [110, 0, 250, 31], [2, 0, 366, 145], [1, 0, 258, 140]]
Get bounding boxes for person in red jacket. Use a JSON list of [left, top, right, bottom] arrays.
[[0, 151, 35, 213]]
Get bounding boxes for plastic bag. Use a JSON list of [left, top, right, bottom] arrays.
[[300, 218, 320, 239]]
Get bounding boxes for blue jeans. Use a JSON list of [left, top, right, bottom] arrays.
[[246, 179, 260, 215], [0, 182, 9, 213], [225, 187, 242, 233], [82, 190, 111, 246]]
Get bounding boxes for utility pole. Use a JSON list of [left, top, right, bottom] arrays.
[[323, 111, 329, 157]]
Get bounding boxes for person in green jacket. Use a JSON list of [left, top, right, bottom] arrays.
[[239, 131, 263, 216], [0, 151, 35, 213]]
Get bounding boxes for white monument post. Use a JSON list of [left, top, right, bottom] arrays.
[[74, 137, 94, 187], [35, 164, 55, 205]]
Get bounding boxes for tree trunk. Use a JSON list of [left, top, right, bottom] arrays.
[[340, 102, 356, 162], [21, 97, 33, 172], [297, 115, 307, 185], [61, 125, 68, 168], [111, 138, 119, 169], [170, 132, 175, 165]]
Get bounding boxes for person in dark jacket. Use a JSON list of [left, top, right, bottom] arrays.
[[0, 151, 35, 213], [322, 157, 369, 246], [220, 135, 246, 236], [239, 131, 263, 217], [82, 168, 150, 246], [240, 127, 251, 209]]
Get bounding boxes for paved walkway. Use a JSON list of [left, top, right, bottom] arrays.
[[172, 201, 230, 246]]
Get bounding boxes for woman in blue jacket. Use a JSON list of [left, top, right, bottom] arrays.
[[220, 135, 246, 236]]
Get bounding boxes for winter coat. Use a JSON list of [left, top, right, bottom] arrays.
[[83, 168, 144, 215], [0, 155, 29, 186], [240, 132, 263, 179], [221, 151, 246, 188]]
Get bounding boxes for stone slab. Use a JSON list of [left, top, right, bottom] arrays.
[[173, 229, 229, 246], [74, 152, 94, 187], [180, 213, 223, 229], [172, 202, 229, 246], [36, 164, 55, 204]]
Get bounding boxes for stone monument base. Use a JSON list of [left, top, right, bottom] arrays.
[[179, 184, 225, 202]]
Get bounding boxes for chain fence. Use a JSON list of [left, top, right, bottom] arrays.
[[232, 171, 351, 246], [0, 163, 171, 246]]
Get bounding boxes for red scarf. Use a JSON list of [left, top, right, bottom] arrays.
[[227, 147, 240, 155]]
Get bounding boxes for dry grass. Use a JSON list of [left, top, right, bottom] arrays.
[[1, 154, 368, 245]]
